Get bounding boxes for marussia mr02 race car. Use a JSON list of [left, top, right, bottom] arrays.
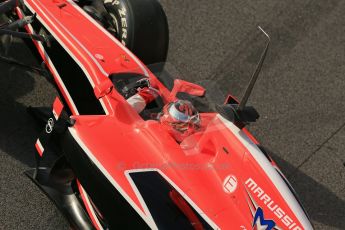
[[0, 0, 314, 229]]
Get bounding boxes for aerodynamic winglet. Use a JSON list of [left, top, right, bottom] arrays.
[[238, 26, 270, 111]]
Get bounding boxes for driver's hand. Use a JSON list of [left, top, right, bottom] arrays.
[[137, 87, 159, 104]]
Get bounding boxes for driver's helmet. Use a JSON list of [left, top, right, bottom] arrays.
[[158, 100, 200, 142]]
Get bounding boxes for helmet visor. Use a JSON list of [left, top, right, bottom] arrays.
[[166, 102, 200, 132]]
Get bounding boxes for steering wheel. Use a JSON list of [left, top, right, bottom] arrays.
[[122, 78, 150, 99]]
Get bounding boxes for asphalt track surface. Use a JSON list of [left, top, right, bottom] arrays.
[[0, 0, 344, 229]]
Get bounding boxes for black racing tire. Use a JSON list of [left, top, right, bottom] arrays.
[[103, 0, 169, 65]]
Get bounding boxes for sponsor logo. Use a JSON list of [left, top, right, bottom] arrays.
[[45, 118, 54, 134], [253, 207, 276, 230], [245, 178, 302, 230], [105, 0, 128, 46], [223, 175, 237, 194], [95, 53, 104, 61], [104, 0, 119, 5]]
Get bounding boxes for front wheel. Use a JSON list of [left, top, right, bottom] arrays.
[[103, 0, 169, 65]]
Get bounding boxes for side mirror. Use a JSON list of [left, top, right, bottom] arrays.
[[216, 104, 260, 129], [168, 79, 205, 101], [224, 94, 239, 105], [94, 78, 113, 99]]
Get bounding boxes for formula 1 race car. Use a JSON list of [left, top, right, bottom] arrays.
[[0, 0, 314, 229]]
